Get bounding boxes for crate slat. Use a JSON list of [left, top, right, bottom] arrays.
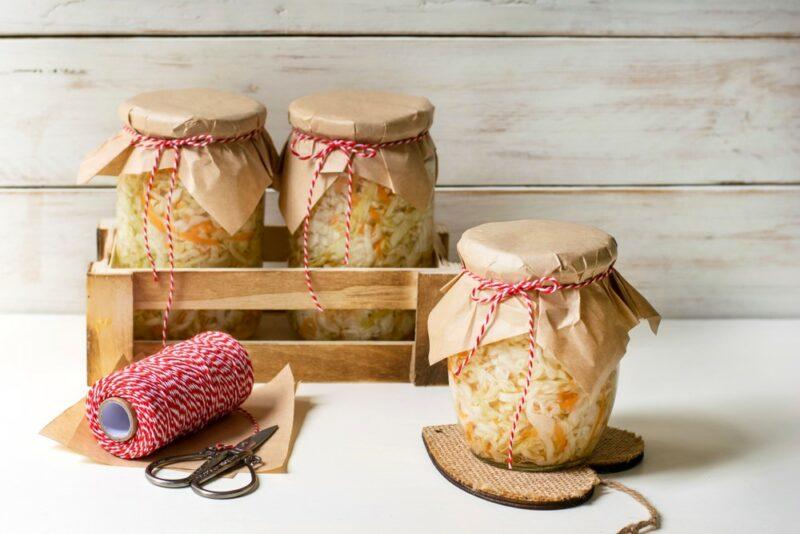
[[130, 269, 419, 310], [411, 271, 455, 385], [133, 340, 413, 382], [262, 225, 291, 262], [86, 274, 134, 385]]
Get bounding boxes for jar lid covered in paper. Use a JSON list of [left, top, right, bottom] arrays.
[[458, 219, 617, 285], [119, 88, 267, 138], [279, 90, 437, 233], [428, 219, 659, 397], [77, 88, 278, 235], [288, 90, 434, 143]]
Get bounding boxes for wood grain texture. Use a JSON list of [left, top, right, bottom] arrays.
[[129, 269, 419, 310], [86, 273, 133, 384], [412, 271, 458, 385], [133, 340, 413, 382], [1, 37, 798, 187], [3, 187, 798, 318], [6, 1, 800, 36]]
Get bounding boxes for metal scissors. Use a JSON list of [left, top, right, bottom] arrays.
[[145, 425, 279, 499]]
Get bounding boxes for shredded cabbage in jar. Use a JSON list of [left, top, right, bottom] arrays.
[[288, 177, 434, 340], [113, 172, 264, 340], [449, 334, 617, 469]]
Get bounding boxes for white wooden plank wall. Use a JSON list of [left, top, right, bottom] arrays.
[[7, 1, 800, 36], [1, 1, 798, 317], [3, 37, 800, 187]]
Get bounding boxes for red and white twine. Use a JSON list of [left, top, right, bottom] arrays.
[[455, 265, 616, 469], [288, 128, 429, 311], [86, 331, 255, 459], [125, 125, 261, 346]]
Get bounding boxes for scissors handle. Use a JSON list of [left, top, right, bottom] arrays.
[[145, 448, 263, 499], [191, 456, 260, 499], [145, 450, 218, 488]]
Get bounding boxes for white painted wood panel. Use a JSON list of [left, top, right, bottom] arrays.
[[6, 1, 800, 37], [1, 37, 798, 187], [2, 186, 798, 317]]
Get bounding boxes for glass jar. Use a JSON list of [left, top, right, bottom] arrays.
[[78, 88, 278, 341], [426, 219, 659, 471], [113, 170, 264, 340], [448, 335, 617, 470], [287, 178, 434, 340], [280, 90, 437, 341]]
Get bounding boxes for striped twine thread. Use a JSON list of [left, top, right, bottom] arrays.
[[125, 125, 261, 346], [456, 265, 616, 468], [288, 128, 429, 311], [85, 331, 255, 459]]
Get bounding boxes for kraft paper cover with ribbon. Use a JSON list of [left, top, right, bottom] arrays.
[[278, 90, 438, 233], [428, 220, 660, 397], [77, 88, 279, 235], [40, 365, 296, 474]]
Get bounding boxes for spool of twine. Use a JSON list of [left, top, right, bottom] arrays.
[[85, 331, 254, 459]]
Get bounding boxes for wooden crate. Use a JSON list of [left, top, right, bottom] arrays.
[[86, 222, 456, 387]]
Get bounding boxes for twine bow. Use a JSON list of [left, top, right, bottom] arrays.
[[288, 129, 429, 311], [456, 264, 616, 468], [125, 125, 261, 346]]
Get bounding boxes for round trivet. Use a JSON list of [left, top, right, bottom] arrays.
[[421, 425, 657, 533], [422, 425, 644, 506], [422, 425, 599, 509]]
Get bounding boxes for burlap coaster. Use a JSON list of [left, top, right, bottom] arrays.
[[589, 427, 645, 473], [422, 424, 644, 510]]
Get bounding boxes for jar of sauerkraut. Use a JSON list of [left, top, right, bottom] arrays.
[[78, 88, 278, 340], [278, 90, 437, 341], [427, 220, 660, 471]]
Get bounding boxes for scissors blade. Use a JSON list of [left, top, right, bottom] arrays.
[[233, 425, 279, 453]]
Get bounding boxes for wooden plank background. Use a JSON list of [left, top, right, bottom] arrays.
[[1, 1, 798, 318], [7, 1, 800, 36], [2, 37, 799, 186]]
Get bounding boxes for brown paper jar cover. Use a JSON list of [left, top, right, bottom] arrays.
[[77, 88, 278, 235], [428, 219, 660, 397], [278, 90, 437, 233]]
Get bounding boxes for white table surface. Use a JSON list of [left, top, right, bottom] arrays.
[[1, 315, 798, 534]]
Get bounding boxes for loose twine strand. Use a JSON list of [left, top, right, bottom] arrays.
[[124, 125, 261, 346], [602, 479, 661, 533], [456, 265, 616, 469], [212, 407, 260, 451], [288, 128, 429, 311], [85, 331, 256, 459]]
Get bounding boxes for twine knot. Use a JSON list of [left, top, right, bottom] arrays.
[[126, 128, 216, 152], [469, 274, 562, 305], [290, 132, 379, 162]]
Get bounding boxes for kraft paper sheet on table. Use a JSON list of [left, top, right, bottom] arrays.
[[40, 365, 296, 474]]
